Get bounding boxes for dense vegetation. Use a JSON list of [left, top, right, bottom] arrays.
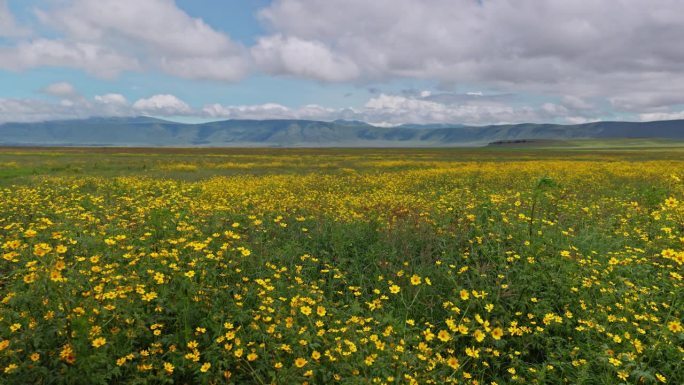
[[0, 147, 681, 384]]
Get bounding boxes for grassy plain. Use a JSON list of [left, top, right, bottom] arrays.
[[0, 146, 682, 384], [488, 139, 684, 149]]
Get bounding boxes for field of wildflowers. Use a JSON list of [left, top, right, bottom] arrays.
[[0, 148, 681, 384]]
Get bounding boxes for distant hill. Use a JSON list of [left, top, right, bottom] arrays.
[[0, 117, 683, 147]]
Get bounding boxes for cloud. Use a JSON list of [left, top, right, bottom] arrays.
[[200, 91, 594, 126], [360, 94, 538, 126], [563, 116, 599, 125], [0, 84, 645, 126], [94, 93, 131, 116], [39, 0, 249, 80], [1, 82, 134, 123], [252, 34, 360, 81], [0, 0, 248, 80], [202, 102, 338, 121], [256, 0, 684, 109], [610, 90, 684, 112], [159, 56, 248, 82], [639, 111, 684, 122], [0, 39, 139, 78], [94, 93, 128, 106], [0, 0, 29, 37], [42, 82, 78, 98], [0, 98, 83, 123], [0, 83, 197, 123], [203, 102, 292, 120], [2, 90, 590, 125], [561, 95, 593, 110], [132, 94, 192, 115], [4, 0, 684, 119], [2, 0, 684, 120], [421, 92, 515, 105]]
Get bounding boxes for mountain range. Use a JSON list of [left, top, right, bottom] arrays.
[[0, 116, 683, 147]]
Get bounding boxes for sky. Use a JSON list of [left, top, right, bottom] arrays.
[[1, 0, 684, 126]]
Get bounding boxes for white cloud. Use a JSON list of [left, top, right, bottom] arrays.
[[0, 84, 657, 126], [0, 0, 247, 80], [0, 98, 79, 123], [564, 116, 599, 125], [0, 0, 29, 37], [540, 103, 569, 116], [39, 0, 234, 56], [202, 102, 338, 121], [94, 93, 131, 116], [0, 39, 139, 78], [561, 95, 593, 110], [42, 82, 78, 98], [133, 94, 192, 115], [256, 0, 684, 110], [199, 92, 592, 126], [94, 93, 128, 106], [610, 90, 684, 112], [2, 0, 684, 120], [1, 83, 135, 123], [360, 94, 538, 126], [4, 0, 684, 119], [159, 56, 247, 82], [0, 85, 199, 123], [40, 0, 249, 80], [639, 111, 684, 122], [3, 90, 600, 125], [252, 34, 360, 81], [203, 103, 291, 119]]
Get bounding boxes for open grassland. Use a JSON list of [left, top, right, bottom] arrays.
[[0, 147, 682, 384]]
